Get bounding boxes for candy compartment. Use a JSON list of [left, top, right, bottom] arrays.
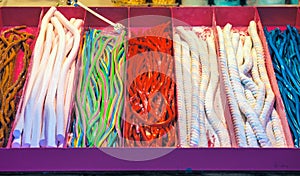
[[258, 6, 300, 147], [8, 7, 86, 148], [68, 7, 128, 148], [171, 7, 234, 148], [125, 7, 177, 147], [214, 6, 293, 148], [0, 7, 42, 148]]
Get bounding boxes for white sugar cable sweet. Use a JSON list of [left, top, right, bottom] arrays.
[[193, 33, 208, 147], [14, 7, 57, 146], [248, 21, 275, 128], [55, 11, 82, 146], [241, 36, 253, 75], [223, 23, 271, 147], [270, 110, 287, 147], [245, 121, 259, 147], [44, 16, 66, 147], [250, 24, 286, 145], [231, 32, 240, 57], [181, 40, 192, 145], [250, 48, 266, 117], [176, 26, 202, 147], [29, 23, 54, 147], [205, 35, 231, 147], [217, 26, 247, 147], [173, 33, 188, 147], [39, 36, 59, 147]]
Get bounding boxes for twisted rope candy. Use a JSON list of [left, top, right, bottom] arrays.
[[0, 26, 34, 147], [181, 40, 192, 146], [194, 33, 208, 147], [74, 29, 126, 147], [217, 26, 247, 147], [173, 34, 188, 147], [248, 21, 275, 128], [250, 47, 265, 116], [223, 23, 271, 147], [205, 35, 231, 147], [249, 21, 286, 147], [176, 27, 207, 147]]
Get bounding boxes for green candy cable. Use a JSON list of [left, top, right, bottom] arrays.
[[73, 29, 126, 147]]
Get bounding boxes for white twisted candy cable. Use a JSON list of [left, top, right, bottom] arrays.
[[250, 48, 266, 117], [192, 31, 208, 147], [176, 27, 202, 147], [181, 40, 192, 145], [231, 33, 240, 57], [241, 37, 253, 75], [173, 34, 188, 147], [248, 22, 286, 146], [245, 121, 259, 147], [266, 119, 276, 146], [270, 110, 287, 147], [244, 89, 260, 147], [223, 23, 271, 147], [217, 26, 247, 147], [245, 88, 256, 109], [205, 35, 231, 147], [248, 21, 275, 128], [215, 80, 227, 126]]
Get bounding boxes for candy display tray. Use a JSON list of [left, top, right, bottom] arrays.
[[0, 6, 300, 171]]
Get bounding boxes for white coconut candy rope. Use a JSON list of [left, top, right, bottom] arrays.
[[173, 33, 188, 147], [223, 23, 271, 147], [192, 31, 208, 147], [180, 40, 192, 146], [217, 26, 247, 147], [248, 21, 275, 128], [176, 27, 203, 147], [250, 48, 266, 118], [205, 35, 231, 147]]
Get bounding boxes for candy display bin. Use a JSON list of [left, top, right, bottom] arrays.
[[0, 6, 299, 172], [214, 6, 294, 147], [0, 7, 42, 148]]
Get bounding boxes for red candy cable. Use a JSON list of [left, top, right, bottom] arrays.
[[125, 22, 177, 147]]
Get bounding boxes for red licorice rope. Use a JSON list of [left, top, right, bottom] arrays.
[[125, 22, 177, 147]]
